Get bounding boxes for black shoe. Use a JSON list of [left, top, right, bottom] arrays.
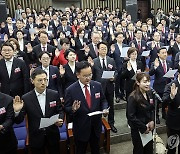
[[156, 117, 160, 124], [110, 125, 117, 133]]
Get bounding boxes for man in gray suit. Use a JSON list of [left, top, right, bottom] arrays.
[[15, 4, 24, 20], [91, 41, 117, 133]]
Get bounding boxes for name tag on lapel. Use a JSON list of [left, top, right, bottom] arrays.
[[108, 64, 113, 69], [14, 67, 21, 73], [50, 101, 56, 107], [52, 74, 57, 79], [95, 93, 100, 99], [0, 107, 6, 115]]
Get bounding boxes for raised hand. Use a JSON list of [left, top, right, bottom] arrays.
[[71, 38, 75, 46], [26, 43, 33, 53], [131, 42, 135, 48], [13, 96, 24, 112], [154, 58, 159, 68], [59, 65, 65, 76], [170, 83, 178, 99], [148, 121, 154, 131], [151, 41, 156, 49], [110, 44, 115, 54], [84, 45, 90, 54], [87, 56, 94, 66], [55, 119, 63, 127], [72, 100, 81, 112], [127, 61, 132, 71], [55, 48, 60, 57]]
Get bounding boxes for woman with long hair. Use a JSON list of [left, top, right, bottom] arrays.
[[127, 72, 154, 154]]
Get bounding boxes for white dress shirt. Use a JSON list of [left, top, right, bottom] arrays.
[[41, 44, 48, 52], [117, 43, 122, 55], [42, 66, 49, 86], [18, 39, 24, 51], [35, 89, 46, 115], [99, 56, 107, 68], [5, 57, 14, 77], [130, 59, 137, 73], [78, 80, 91, 97], [159, 58, 167, 71], [79, 38, 84, 46], [69, 63, 75, 74]]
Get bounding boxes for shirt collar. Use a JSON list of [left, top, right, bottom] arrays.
[[42, 66, 49, 71], [78, 80, 90, 89], [159, 58, 166, 64], [5, 57, 14, 62], [41, 44, 47, 48], [99, 56, 106, 61], [35, 89, 46, 96]]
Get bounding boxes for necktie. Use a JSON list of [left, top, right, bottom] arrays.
[[156, 43, 159, 49], [162, 61, 166, 73], [138, 41, 141, 51], [19, 10, 21, 15], [84, 85, 91, 108], [42, 47, 46, 51], [102, 58, 106, 70], [95, 45, 98, 56]]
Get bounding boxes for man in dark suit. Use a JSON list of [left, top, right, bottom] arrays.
[[0, 92, 17, 154], [25, 15, 38, 30], [149, 47, 172, 124], [109, 32, 128, 101], [88, 31, 101, 59], [0, 42, 29, 98], [64, 61, 108, 154], [163, 66, 180, 154], [14, 68, 64, 154], [38, 51, 63, 99], [30, 31, 56, 65], [168, 34, 180, 68], [148, 32, 164, 68], [92, 41, 117, 133]]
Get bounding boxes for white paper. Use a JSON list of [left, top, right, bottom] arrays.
[[39, 114, 59, 129], [141, 50, 150, 57], [139, 131, 153, 147], [121, 47, 130, 57], [29, 28, 36, 34], [68, 123, 73, 129], [88, 111, 103, 116], [65, 31, 70, 36], [102, 71, 115, 79], [146, 41, 151, 46], [47, 31, 53, 35], [163, 69, 177, 78]]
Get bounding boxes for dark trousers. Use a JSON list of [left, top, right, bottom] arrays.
[[115, 72, 125, 98], [156, 93, 167, 118], [105, 88, 114, 125], [75, 128, 100, 154], [167, 127, 180, 154], [131, 129, 153, 154], [30, 136, 60, 154]]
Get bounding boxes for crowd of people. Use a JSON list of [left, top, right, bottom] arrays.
[[0, 3, 180, 154]]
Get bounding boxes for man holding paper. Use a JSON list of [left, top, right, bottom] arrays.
[[149, 47, 172, 123], [64, 61, 108, 154], [92, 41, 117, 133], [13, 68, 64, 154]]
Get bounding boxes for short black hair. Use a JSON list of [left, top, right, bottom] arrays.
[[76, 61, 91, 73], [38, 51, 51, 59], [16, 29, 24, 35], [157, 47, 167, 53], [115, 32, 124, 37], [64, 48, 76, 60], [97, 41, 108, 49], [1, 41, 14, 51], [31, 68, 47, 80], [60, 38, 70, 45]]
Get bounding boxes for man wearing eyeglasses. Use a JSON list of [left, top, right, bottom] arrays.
[[64, 61, 109, 154], [0, 41, 29, 98]]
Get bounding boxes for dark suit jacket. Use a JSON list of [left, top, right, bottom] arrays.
[[168, 42, 180, 67], [12, 28, 30, 41], [93, 56, 116, 94], [109, 43, 128, 72], [0, 93, 17, 152], [61, 63, 78, 91], [88, 43, 98, 59], [1, 24, 16, 38], [149, 59, 172, 93], [38, 65, 63, 98], [163, 80, 180, 130], [174, 52, 180, 69], [25, 23, 38, 30], [15, 89, 64, 148], [31, 44, 56, 65], [64, 80, 108, 142], [121, 61, 144, 94], [0, 58, 30, 97], [57, 25, 72, 38]]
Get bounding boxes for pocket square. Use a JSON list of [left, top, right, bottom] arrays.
[[14, 67, 21, 73], [52, 74, 57, 79], [95, 93, 100, 99], [0, 107, 6, 115], [50, 101, 56, 107]]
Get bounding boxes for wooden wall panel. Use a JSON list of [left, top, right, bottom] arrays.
[[7, 0, 52, 18], [151, 0, 180, 13]]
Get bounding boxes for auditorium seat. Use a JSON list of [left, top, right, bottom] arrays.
[[13, 119, 28, 154], [68, 118, 111, 154], [59, 122, 68, 154]]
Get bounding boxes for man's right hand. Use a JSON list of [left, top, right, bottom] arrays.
[[72, 100, 81, 113], [154, 58, 159, 68], [13, 96, 24, 112]]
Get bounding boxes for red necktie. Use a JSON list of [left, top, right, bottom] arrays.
[[84, 85, 91, 108], [163, 61, 166, 73], [138, 41, 141, 51]]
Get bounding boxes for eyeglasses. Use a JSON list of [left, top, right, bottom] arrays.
[[82, 74, 92, 79]]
